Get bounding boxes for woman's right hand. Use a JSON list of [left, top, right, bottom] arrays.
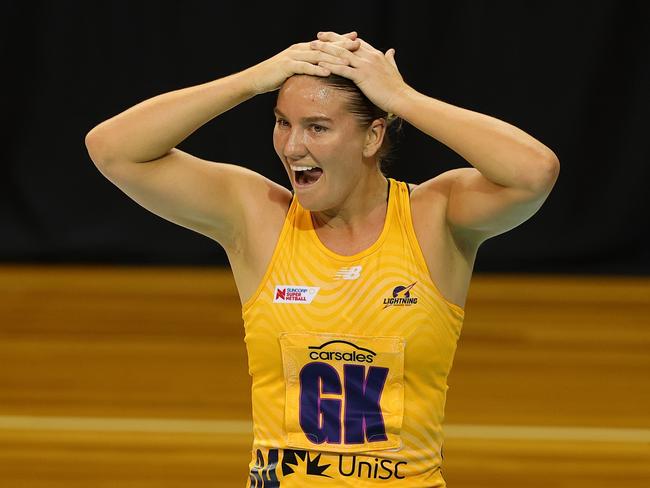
[[247, 32, 360, 95]]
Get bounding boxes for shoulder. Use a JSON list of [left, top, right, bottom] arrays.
[[248, 177, 293, 235], [405, 170, 484, 251], [223, 173, 292, 256], [404, 173, 452, 210], [407, 169, 470, 197]]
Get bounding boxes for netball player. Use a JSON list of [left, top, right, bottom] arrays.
[[85, 30, 559, 487]]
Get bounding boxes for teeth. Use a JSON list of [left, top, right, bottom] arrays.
[[291, 165, 319, 171]]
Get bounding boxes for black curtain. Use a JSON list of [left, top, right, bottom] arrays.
[[2, 0, 648, 273]]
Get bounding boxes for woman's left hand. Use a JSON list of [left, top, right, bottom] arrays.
[[310, 31, 409, 115]]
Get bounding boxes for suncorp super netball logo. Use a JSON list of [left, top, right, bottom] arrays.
[[274, 285, 319, 304], [382, 282, 418, 309]]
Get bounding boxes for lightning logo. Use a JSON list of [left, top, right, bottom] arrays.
[[382, 282, 418, 309]]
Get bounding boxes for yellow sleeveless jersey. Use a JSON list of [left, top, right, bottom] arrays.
[[241, 178, 465, 487]]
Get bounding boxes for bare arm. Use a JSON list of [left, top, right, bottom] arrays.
[[84, 36, 358, 250], [311, 32, 559, 244], [393, 87, 559, 192], [85, 71, 257, 165], [393, 88, 560, 242], [84, 70, 263, 251]]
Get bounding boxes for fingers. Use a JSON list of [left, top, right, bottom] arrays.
[[357, 38, 377, 51], [316, 32, 383, 57], [325, 37, 361, 52], [316, 61, 356, 81], [319, 33, 374, 51], [297, 38, 357, 51], [317, 31, 357, 41], [317, 31, 361, 52], [290, 47, 351, 79], [294, 60, 331, 77], [386, 48, 398, 69], [289, 39, 355, 79], [309, 40, 357, 66], [301, 48, 351, 66]]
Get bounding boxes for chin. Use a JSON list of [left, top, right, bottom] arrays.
[[294, 191, 329, 213]]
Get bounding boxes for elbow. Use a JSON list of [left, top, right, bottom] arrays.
[[529, 153, 560, 193], [85, 127, 116, 166], [544, 152, 560, 183]]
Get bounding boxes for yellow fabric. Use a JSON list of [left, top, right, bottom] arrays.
[[242, 178, 465, 487]]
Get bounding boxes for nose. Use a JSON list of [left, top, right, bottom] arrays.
[[283, 127, 307, 160]]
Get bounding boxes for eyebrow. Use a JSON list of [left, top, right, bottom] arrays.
[[273, 107, 334, 123]]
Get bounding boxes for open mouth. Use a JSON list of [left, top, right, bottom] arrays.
[[294, 168, 324, 187]]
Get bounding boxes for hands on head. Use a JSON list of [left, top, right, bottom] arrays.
[[249, 31, 360, 95], [250, 30, 406, 115], [310, 31, 406, 115]]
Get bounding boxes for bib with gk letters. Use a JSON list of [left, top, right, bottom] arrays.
[[280, 331, 405, 453]]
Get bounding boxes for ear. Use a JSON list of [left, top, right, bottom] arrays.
[[362, 118, 387, 158]]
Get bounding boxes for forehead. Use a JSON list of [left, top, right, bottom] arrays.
[[276, 76, 347, 118]]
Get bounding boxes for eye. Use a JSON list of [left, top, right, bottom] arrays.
[[276, 118, 289, 127], [311, 124, 328, 133]]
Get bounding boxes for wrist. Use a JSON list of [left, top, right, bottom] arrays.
[[389, 83, 419, 120], [236, 66, 265, 97]]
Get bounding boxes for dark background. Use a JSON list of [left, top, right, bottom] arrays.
[[2, 0, 648, 274]]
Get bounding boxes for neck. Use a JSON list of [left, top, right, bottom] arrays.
[[311, 171, 389, 235]]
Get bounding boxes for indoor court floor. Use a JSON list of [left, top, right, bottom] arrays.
[[1, 265, 648, 487]]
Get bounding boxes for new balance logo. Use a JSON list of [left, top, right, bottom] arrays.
[[334, 265, 362, 280]]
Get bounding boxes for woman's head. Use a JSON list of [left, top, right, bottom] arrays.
[[315, 74, 403, 173], [273, 74, 402, 209]]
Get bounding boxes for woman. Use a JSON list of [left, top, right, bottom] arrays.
[[86, 30, 559, 487]]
